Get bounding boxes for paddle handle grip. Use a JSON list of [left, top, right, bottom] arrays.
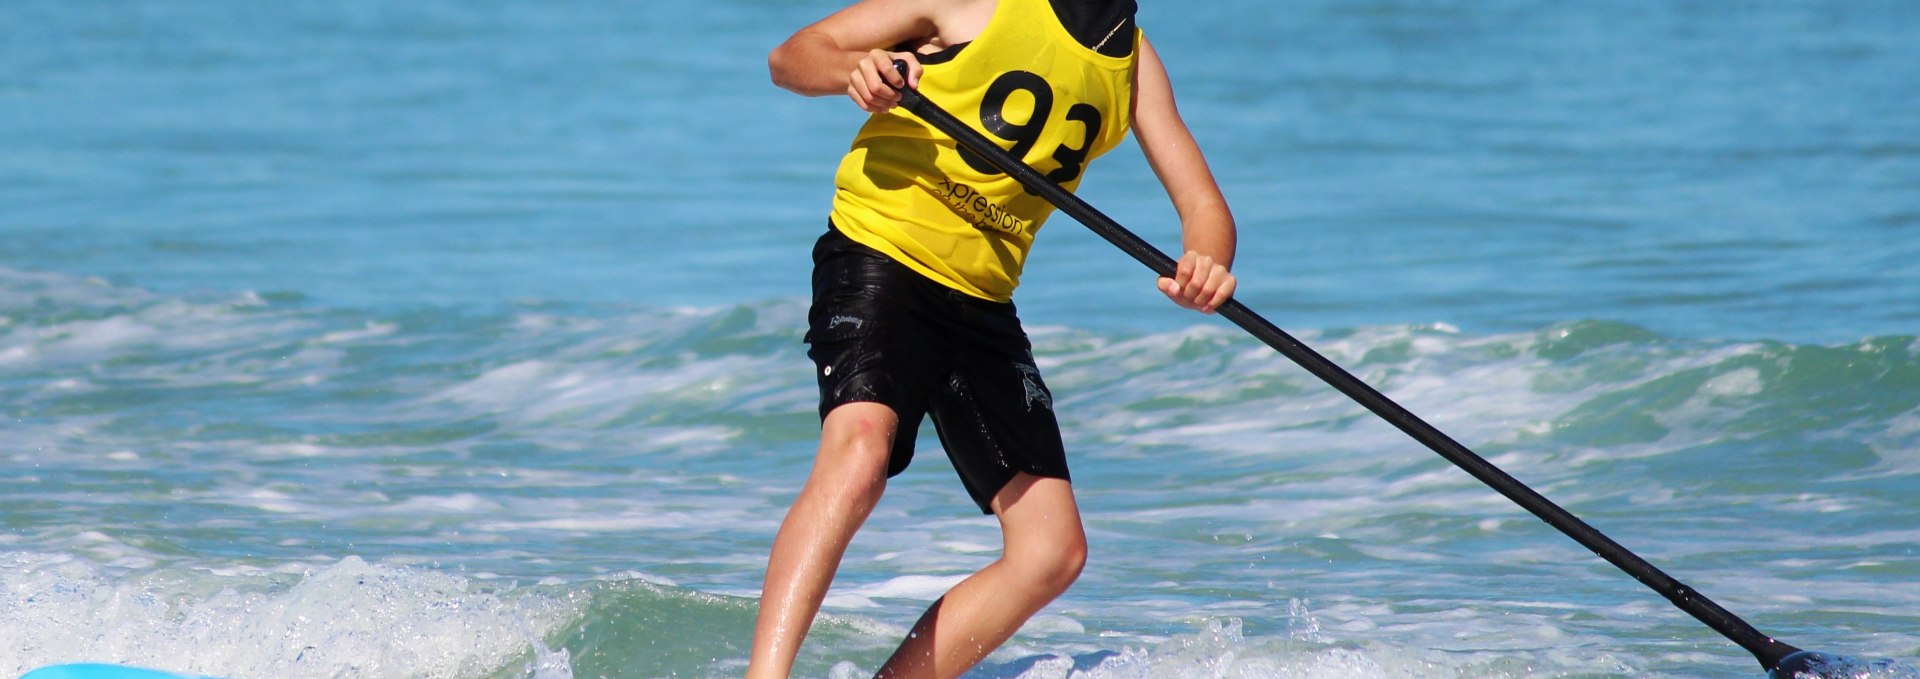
[[887, 60, 1801, 673]]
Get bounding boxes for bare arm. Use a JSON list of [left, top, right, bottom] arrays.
[[768, 0, 990, 112], [1132, 37, 1239, 313]]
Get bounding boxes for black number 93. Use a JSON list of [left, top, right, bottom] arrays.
[[957, 70, 1103, 188]]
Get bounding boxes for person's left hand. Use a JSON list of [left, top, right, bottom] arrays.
[[1157, 251, 1235, 314]]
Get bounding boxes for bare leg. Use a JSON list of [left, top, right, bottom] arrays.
[[747, 402, 900, 679], [874, 473, 1088, 679]]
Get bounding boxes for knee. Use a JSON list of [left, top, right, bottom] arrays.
[[811, 404, 898, 510], [1045, 539, 1088, 594], [820, 404, 897, 466], [1008, 533, 1086, 596]]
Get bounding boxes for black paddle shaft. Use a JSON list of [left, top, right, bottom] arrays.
[[886, 63, 1802, 673]]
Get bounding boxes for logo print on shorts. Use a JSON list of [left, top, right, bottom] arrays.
[[1014, 362, 1051, 412]]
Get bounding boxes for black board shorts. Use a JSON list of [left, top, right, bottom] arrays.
[[805, 223, 1070, 514]]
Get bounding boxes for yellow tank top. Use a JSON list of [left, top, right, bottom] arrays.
[[829, 0, 1139, 302]]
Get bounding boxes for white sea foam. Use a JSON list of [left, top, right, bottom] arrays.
[[0, 553, 580, 679], [427, 346, 795, 434], [478, 514, 699, 533], [388, 492, 504, 514], [0, 291, 310, 376], [828, 573, 971, 608], [1867, 407, 1920, 473], [316, 320, 398, 345], [968, 617, 1602, 679]]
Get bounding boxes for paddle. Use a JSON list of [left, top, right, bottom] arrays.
[[883, 61, 1883, 678]]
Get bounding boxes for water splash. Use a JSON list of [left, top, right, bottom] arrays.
[[1, 554, 580, 679]]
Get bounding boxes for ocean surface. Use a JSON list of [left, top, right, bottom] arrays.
[[3, 1, 1918, 677]]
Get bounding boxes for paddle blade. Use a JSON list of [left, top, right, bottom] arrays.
[[1769, 650, 1919, 678]]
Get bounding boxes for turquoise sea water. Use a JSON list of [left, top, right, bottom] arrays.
[[3, 1, 1918, 677]]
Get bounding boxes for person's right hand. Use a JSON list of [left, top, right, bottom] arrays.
[[1157, 250, 1236, 314], [849, 50, 920, 113]]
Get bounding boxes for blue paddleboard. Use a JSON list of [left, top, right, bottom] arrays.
[[19, 664, 216, 679]]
